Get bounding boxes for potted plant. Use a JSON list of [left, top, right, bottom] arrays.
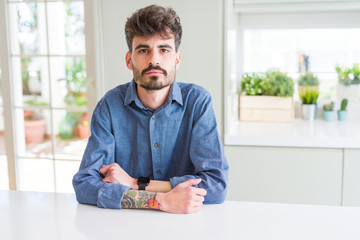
[[58, 58, 89, 139], [239, 70, 295, 122], [240, 73, 266, 96], [76, 113, 90, 139], [323, 101, 335, 121], [337, 98, 348, 121], [336, 64, 360, 101], [299, 88, 319, 120], [23, 96, 48, 143], [298, 72, 319, 97]]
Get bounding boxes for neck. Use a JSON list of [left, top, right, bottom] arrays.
[[136, 85, 171, 110]]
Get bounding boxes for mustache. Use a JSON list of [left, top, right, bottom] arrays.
[[141, 65, 167, 76]]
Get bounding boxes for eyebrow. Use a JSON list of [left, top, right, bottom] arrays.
[[158, 44, 173, 49], [134, 44, 173, 50]]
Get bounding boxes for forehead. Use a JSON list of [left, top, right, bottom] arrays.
[[132, 34, 176, 49]]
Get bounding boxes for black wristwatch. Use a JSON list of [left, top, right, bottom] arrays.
[[137, 177, 150, 190]]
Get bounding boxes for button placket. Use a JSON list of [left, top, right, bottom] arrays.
[[149, 114, 161, 178]]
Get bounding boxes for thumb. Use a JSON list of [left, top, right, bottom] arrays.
[[181, 178, 201, 187]]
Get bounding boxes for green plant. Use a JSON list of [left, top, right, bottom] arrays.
[[300, 88, 319, 104], [58, 58, 87, 107], [298, 72, 319, 86], [323, 101, 334, 111], [340, 98, 348, 111], [24, 95, 48, 120], [263, 71, 294, 97], [336, 64, 360, 85], [240, 73, 266, 96]]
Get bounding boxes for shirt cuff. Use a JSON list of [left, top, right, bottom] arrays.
[[97, 183, 132, 209], [169, 175, 199, 189]]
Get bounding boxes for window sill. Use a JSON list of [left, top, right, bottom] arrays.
[[225, 119, 360, 149]]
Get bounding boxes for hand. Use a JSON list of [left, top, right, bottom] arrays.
[[156, 178, 206, 214], [99, 163, 137, 189]]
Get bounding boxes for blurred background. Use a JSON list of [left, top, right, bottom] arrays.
[[1, 0, 360, 207]]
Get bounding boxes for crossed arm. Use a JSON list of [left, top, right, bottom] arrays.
[[99, 163, 207, 214]]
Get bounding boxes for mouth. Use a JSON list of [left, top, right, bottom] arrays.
[[145, 70, 164, 75], [141, 65, 167, 77]]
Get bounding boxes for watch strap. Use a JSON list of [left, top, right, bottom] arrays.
[[138, 183, 146, 191]]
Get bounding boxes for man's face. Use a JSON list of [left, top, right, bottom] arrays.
[[125, 34, 181, 91]]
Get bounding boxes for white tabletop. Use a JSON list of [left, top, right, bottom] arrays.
[[1, 190, 360, 240]]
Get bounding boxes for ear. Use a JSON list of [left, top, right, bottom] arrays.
[[125, 51, 133, 70], [175, 51, 181, 70]]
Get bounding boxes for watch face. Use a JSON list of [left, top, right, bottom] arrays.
[[138, 177, 150, 185]]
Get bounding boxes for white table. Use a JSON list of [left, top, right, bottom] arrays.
[[1, 190, 360, 240]]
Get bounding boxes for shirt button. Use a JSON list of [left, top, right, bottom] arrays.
[[154, 143, 158, 147], [152, 115, 155, 119], [156, 170, 161, 174]]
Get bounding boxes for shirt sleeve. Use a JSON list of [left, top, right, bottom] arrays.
[[169, 93, 229, 204], [72, 99, 131, 209]]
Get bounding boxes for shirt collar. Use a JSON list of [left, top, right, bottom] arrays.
[[169, 81, 184, 107], [124, 79, 183, 107]]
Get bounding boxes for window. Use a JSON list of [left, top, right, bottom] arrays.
[[243, 28, 360, 101], [224, 5, 360, 128], [0, 0, 95, 192]]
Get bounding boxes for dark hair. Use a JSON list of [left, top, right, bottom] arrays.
[[125, 5, 182, 52]]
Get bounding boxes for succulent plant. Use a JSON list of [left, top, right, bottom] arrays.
[[323, 101, 335, 111], [340, 98, 348, 111]]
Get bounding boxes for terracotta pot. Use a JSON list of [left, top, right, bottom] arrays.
[[76, 124, 90, 139], [25, 118, 46, 143]]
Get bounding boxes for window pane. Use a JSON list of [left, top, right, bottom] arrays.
[[243, 28, 360, 101], [55, 160, 80, 193], [16, 108, 53, 159], [53, 109, 88, 160], [50, 57, 87, 108], [18, 158, 55, 192], [11, 57, 50, 107], [8, 2, 47, 55], [47, 1, 85, 55]]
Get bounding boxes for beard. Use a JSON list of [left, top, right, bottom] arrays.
[[132, 63, 176, 90]]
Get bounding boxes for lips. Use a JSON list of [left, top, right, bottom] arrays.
[[145, 70, 164, 75], [141, 65, 167, 76]]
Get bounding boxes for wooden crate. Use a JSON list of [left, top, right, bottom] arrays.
[[238, 95, 294, 122]]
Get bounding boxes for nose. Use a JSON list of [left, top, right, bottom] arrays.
[[149, 50, 159, 66]]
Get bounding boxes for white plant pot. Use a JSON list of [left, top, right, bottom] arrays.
[[336, 84, 360, 101], [301, 104, 317, 121]]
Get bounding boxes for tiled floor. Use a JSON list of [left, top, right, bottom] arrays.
[[0, 133, 87, 192]]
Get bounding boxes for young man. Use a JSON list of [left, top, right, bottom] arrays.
[[73, 5, 228, 214]]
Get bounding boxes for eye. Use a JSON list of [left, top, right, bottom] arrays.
[[138, 49, 148, 54], [161, 49, 170, 53]]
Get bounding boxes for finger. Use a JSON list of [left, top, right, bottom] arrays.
[[102, 176, 117, 184], [181, 178, 201, 187], [192, 187, 207, 196], [99, 164, 111, 175], [192, 195, 205, 203], [192, 201, 203, 208]]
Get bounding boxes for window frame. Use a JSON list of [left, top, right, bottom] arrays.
[[0, 0, 97, 191]]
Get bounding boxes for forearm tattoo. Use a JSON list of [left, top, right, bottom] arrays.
[[121, 190, 160, 209]]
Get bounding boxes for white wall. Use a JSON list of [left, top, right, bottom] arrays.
[[98, 0, 224, 135]]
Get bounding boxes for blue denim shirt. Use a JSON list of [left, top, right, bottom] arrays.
[[73, 80, 228, 209]]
